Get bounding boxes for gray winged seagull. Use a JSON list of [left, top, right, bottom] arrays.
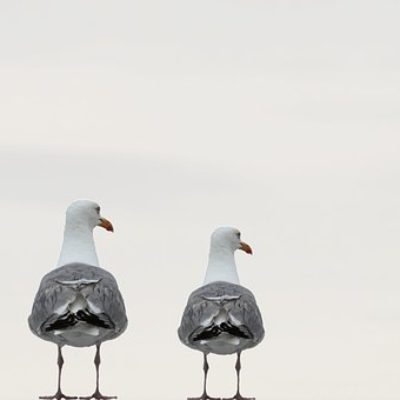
[[29, 200, 128, 400], [178, 227, 264, 400]]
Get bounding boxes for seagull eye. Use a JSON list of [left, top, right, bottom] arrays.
[[95, 206, 100, 213], [236, 232, 241, 239]]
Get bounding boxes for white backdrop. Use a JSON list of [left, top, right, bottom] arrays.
[[0, 1, 399, 399]]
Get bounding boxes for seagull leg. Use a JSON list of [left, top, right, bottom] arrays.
[[39, 345, 77, 400], [188, 353, 221, 400], [222, 352, 255, 400], [79, 344, 117, 400]]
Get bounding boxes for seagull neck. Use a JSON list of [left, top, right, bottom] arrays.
[[203, 246, 240, 285], [57, 222, 99, 267]]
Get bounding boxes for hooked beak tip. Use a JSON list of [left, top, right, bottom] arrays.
[[99, 217, 114, 232], [239, 241, 253, 255]]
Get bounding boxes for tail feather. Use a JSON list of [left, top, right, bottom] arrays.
[[76, 309, 114, 329], [44, 312, 77, 331], [43, 308, 113, 332], [193, 325, 221, 341], [192, 321, 252, 342], [220, 322, 252, 339]]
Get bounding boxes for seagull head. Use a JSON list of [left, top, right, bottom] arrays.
[[210, 226, 252, 255], [65, 199, 114, 232]]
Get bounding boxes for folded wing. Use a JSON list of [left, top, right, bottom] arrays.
[[28, 263, 128, 345], [178, 281, 264, 353]]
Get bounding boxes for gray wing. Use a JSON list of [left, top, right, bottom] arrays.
[[85, 268, 128, 337], [28, 263, 128, 341], [178, 281, 264, 351]]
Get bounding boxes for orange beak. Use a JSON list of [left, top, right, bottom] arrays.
[[239, 241, 253, 255], [98, 217, 114, 232]]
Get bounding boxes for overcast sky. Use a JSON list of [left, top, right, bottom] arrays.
[[0, 1, 399, 399]]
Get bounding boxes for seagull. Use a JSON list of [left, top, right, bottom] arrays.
[[29, 200, 128, 400], [178, 227, 265, 400]]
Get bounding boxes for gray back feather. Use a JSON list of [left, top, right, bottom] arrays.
[[178, 281, 264, 351], [28, 263, 128, 342]]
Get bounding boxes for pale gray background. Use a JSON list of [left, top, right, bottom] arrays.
[[0, 1, 399, 399]]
